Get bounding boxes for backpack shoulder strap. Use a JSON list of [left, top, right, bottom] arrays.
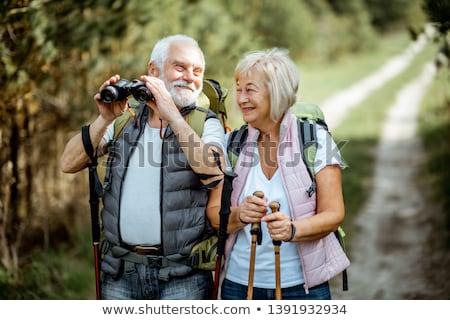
[[297, 117, 318, 196], [202, 79, 229, 130], [185, 106, 209, 137], [113, 105, 138, 139], [227, 124, 249, 170], [293, 101, 330, 197]]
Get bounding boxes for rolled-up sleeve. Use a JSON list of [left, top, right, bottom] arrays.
[[201, 118, 226, 155]]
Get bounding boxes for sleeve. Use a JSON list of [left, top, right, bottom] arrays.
[[314, 125, 346, 174], [201, 117, 226, 155], [103, 120, 115, 143]]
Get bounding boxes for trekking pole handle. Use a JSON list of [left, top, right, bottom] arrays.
[[251, 191, 264, 244], [251, 191, 264, 232], [253, 191, 264, 199], [269, 201, 280, 213], [269, 201, 282, 246]]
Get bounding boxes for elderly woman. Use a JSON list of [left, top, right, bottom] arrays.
[[216, 48, 350, 300]]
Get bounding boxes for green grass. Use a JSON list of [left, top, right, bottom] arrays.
[[418, 66, 450, 220], [298, 31, 411, 104], [0, 228, 96, 299], [331, 39, 438, 235]]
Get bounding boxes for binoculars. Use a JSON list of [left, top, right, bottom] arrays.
[[100, 79, 154, 104]]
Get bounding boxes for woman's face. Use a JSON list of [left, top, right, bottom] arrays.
[[235, 71, 271, 128]]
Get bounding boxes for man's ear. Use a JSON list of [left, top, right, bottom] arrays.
[[148, 62, 160, 77]]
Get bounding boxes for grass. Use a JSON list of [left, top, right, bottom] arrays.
[[0, 227, 96, 299], [298, 31, 412, 104], [418, 66, 450, 222], [330, 39, 438, 234]]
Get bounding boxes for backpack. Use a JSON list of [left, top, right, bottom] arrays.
[[227, 102, 348, 291], [113, 78, 229, 139]]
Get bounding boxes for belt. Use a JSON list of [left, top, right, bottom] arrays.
[[123, 244, 162, 256]]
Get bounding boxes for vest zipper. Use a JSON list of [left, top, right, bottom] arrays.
[[159, 127, 167, 256]]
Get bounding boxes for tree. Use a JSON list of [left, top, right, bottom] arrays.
[[422, 0, 450, 69], [0, 0, 130, 277]]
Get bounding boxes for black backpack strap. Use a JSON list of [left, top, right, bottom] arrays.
[[227, 124, 249, 169], [297, 119, 317, 197]]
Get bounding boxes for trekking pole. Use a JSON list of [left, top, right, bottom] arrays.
[[212, 170, 236, 300], [82, 125, 102, 300], [269, 201, 282, 300], [247, 191, 264, 300], [89, 166, 102, 300]]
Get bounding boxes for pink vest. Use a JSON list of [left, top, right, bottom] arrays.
[[222, 110, 350, 292]]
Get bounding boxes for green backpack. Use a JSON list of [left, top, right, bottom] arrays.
[[227, 102, 348, 291], [113, 78, 229, 139]]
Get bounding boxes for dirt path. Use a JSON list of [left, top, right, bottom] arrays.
[[320, 33, 427, 130], [321, 34, 449, 299]]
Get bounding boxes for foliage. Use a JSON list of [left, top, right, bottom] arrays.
[[419, 67, 450, 216], [363, 0, 425, 31], [0, 0, 133, 280], [0, 0, 431, 298], [422, 0, 450, 33], [0, 227, 95, 299]]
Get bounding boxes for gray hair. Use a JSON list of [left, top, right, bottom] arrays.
[[149, 34, 205, 69], [234, 48, 299, 121]]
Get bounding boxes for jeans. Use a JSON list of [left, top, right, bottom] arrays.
[[101, 263, 213, 300], [221, 278, 331, 300]]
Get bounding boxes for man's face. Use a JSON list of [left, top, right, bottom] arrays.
[[160, 42, 204, 107]]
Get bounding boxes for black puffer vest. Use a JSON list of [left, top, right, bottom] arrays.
[[101, 104, 214, 278]]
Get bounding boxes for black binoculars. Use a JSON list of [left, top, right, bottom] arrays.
[[100, 79, 154, 104]]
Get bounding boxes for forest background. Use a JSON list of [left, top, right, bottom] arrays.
[[1, 0, 449, 299]]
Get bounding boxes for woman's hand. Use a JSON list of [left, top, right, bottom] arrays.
[[238, 193, 267, 224], [262, 212, 293, 242]]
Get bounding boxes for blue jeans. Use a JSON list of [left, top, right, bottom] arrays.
[[101, 263, 213, 300], [221, 279, 331, 300]]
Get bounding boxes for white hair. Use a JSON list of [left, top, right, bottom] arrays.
[[149, 34, 205, 69]]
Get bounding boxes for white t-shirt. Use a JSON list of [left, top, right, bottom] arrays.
[[225, 124, 344, 287], [103, 116, 225, 246], [226, 160, 304, 288]]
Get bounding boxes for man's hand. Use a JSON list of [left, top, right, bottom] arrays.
[[139, 75, 184, 123], [94, 74, 130, 122]]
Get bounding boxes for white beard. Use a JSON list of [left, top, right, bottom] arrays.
[[161, 75, 202, 107]]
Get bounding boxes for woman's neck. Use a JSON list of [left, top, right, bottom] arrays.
[[256, 119, 281, 142]]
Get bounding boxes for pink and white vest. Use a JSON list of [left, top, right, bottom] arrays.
[[222, 110, 350, 293]]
